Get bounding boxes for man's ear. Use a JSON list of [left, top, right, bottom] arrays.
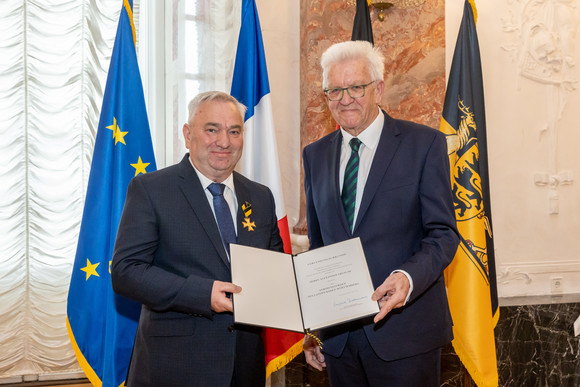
[[182, 123, 191, 148], [375, 80, 385, 103]]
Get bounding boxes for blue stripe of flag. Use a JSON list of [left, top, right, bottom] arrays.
[[231, 0, 270, 121]]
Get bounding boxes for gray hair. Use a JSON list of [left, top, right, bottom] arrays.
[[320, 41, 385, 89], [187, 91, 247, 124]]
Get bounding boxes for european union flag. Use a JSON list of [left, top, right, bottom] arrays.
[[66, 1, 156, 386]]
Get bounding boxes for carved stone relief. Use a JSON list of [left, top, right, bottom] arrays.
[[497, 268, 533, 286], [501, 0, 578, 214]]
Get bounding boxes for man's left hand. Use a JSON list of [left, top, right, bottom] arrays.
[[371, 272, 410, 323]]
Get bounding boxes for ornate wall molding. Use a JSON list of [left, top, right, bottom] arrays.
[[497, 260, 580, 299]]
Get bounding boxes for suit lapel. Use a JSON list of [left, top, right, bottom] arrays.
[[176, 156, 230, 267], [354, 112, 401, 232]]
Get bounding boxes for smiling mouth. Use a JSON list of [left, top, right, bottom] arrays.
[[211, 150, 233, 158]]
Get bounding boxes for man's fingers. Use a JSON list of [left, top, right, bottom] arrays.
[[373, 290, 407, 323], [224, 283, 242, 294], [371, 285, 387, 301], [211, 281, 240, 313], [371, 276, 394, 301], [211, 298, 233, 313], [211, 296, 233, 313], [374, 300, 391, 323], [216, 281, 242, 294], [303, 334, 326, 371], [304, 348, 325, 371]]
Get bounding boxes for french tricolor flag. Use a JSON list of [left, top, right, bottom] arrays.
[[230, 0, 303, 377], [231, 0, 291, 254]]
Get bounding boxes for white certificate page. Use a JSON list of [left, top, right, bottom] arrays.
[[293, 238, 379, 331], [230, 244, 305, 332]]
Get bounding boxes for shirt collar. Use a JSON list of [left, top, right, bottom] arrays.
[[188, 157, 235, 192], [340, 107, 384, 151]]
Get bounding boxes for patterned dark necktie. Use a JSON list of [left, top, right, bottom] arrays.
[[207, 183, 236, 255], [341, 138, 362, 230]]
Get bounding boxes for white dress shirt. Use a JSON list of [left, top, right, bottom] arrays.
[[339, 108, 413, 303], [189, 160, 238, 236], [339, 108, 384, 227]]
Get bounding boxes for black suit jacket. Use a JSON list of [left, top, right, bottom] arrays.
[[303, 111, 459, 361], [112, 154, 283, 386]]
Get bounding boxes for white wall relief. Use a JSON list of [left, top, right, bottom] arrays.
[[448, 1, 580, 299], [501, 0, 578, 214]]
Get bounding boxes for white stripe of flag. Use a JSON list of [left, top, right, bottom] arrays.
[[231, 0, 291, 253]]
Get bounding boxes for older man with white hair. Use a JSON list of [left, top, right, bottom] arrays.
[[302, 40, 460, 386]]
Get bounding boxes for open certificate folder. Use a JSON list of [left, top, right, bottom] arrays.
[[230, 238, 379, 332]]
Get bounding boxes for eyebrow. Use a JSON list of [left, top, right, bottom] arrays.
[[204, 122, 243, 131], [327, 82, 368, 89]]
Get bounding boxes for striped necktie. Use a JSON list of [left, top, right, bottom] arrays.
[[341, 138, 362, 230], [207, 183, 237, 255]]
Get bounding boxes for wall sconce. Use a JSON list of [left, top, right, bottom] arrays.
[[371, 0, 426, 21], [371, 2, 393, 22]]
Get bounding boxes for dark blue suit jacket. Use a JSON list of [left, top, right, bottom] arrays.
[[112, 154, 283, 386], [303, 111, 459, 361]]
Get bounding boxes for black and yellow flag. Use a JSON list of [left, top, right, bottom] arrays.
[[352, 0, 374, 45], [440, 1, 499, 386]]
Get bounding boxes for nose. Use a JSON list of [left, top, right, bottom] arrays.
[[340, 91, 354, 105], [215, 130, 231, 148]]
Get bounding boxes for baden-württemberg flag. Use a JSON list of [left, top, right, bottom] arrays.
[[66, 1, 156, 386], [439, 1, 498, 386], [230, 0, 303, 378]]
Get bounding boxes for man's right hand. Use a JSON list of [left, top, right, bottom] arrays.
[[211, 280, 241, 313], [303, 334, 326, 371]]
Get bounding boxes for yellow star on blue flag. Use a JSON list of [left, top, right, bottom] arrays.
[[131, 156, 150, 176], [80, 259, 100, 280], [106, 117, 129, 145]]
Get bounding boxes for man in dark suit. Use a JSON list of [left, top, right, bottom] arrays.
[[302, 41, 460, 386], [111, 91, 283, 386]]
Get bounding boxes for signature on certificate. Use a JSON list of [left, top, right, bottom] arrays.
[[333, 295, 369, 309]]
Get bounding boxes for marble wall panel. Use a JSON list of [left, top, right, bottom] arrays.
[[495, 303, 580, 387], [277, 303, 580, 386]]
